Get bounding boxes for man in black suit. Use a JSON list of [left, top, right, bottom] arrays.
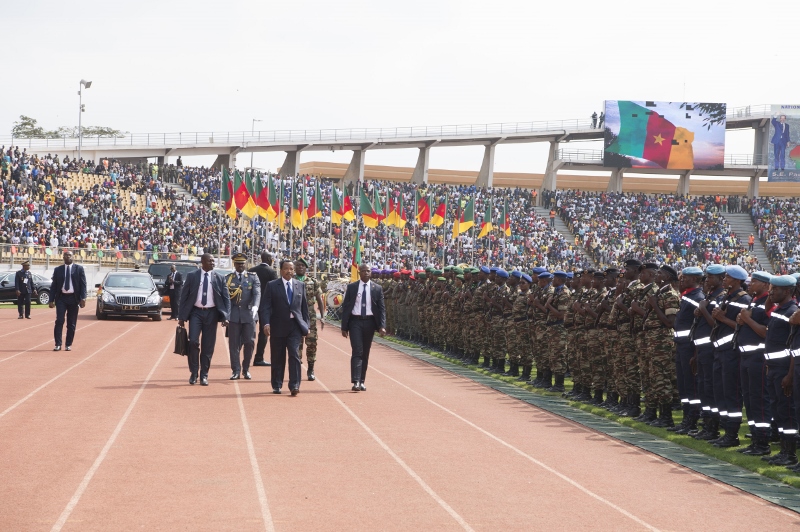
[[166, 264, 183, 320], [249, 251, 277, 366], [341, 263, 386, 392], [178, 253, 231, 386], [15, 260, 36, 319], [259, 259, 309, 396], [49, 251, 87, 351]]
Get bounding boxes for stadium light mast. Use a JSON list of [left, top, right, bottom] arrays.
[[250, 118, 263, 170], [78, 79, 92, 162]]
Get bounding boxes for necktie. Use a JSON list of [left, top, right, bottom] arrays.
[[361, 284, 367, 317], [64, 265, 71, 291], [201, 273, 208, 306], [286, 281, 293, 305]]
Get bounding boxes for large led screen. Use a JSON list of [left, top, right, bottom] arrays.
[[768, 104, 800, 182]]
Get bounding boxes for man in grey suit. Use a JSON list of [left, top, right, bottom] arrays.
[[178, 253, 231, 386], [259, 259, 309, 396], [225, 253, 261, 380]]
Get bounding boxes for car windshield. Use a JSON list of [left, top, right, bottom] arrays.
[[105, 275, 155, 290], [148, 263, 197, 278]]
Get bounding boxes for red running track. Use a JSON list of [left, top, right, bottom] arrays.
[[0, 302, 798, 531]]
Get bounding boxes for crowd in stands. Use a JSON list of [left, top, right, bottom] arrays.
[[750, 197, 800, 274]]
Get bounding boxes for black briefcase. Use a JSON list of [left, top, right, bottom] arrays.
[[174, 325, 188, 356]]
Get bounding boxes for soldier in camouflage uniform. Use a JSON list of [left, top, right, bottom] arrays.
[[628, 263, 661, 423], [583, 271, 609, 404], [295, 258, 325, 381], [544, 271, 572, 392], [529, 271, 554, 387], [507, 272, 531, 378], [612, 259, 644, 417], [501, 272, 521, 376], [384, 270, 396, 335], [461, 269, 479, 363], [592, 269, 620, 408], [606, 272, 629, 412], [489, 269, 511, 374], [570, 271, 594, 400], [638, 265, 681, 427], [469, 267, 490, 366]]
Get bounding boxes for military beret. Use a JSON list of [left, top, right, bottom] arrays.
[[574, 271, 583, 278], [566, 272, 574, 279], [393, 272, 401, 279], [232, 252, 247, 263], [370, 268, 380, 274], [538, 272, 553, 279], [489, 267, 499, 273], [409, 275, 416, 281], [660, 265, 678, 280], [553, 271, 568, 278], [641, 263, 659, 270], [496, 269, 509, 279], [417, 272, 426, 279], [433, 269, 442, 276], [480, 266, 490, 274], [471, 268, 481, 274], [531, 267, 546, 275], [750, 271, 771, 283], [682, 267, 703, 276], [792, 272, 800, 281], [593, 271, 605, 278], [401, 269, 411, 275], [21, 260, 30, 266], [425, 266, 435, 272], [771, 275, 797, 287], [521, 273, 533, 283], [705, 264, 725, 275], [437, 276, 446, 282], [390, 269, 398, 274], [511, 270, 523, 278], [415, 269, 424, 274], [444, 266, 453, 272], [624, 259, 642, 267], [456, 274, 464, 281], [605, 268, 619, 276], [586, 268, 596, 274], [453, 267, 464, 275], [725, 265, 748, 281]]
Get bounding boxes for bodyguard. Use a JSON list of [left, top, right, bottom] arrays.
[[226, 253, 261, 380], [50, 251, 87, 351], [15, 260, 36, 319]]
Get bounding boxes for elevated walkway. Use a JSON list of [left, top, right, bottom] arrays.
[[533, 206, 598, 268], [723, 213, 771, 271]]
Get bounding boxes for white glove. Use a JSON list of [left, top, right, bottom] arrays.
[[252, 308, 259, 321]]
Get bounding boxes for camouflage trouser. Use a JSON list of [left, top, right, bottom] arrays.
[[645, 328, 676, 405], [633, 331, 647, 403], [600, 329, 618, 392], [386, 303, 395, 334], [492, 316, 506, 359], [613, 329, 629, 395], [578, 328, 594, 388], [533, 323, 548, 371], [302, 318, 317, 364], [411, 304, 420, 339], [586, 328, 605, 390], [565, 328, 578, 380], [547, 324, 567, 374], [511, 320, 529, 364], [618, 330, 640, 397], [516, 321, 532, 365]]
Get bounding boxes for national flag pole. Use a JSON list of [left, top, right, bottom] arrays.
[[289, 178, 294, 260], [217, 166, 223, 261]]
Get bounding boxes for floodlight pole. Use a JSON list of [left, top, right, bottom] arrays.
[[78, 79, 92, 162]]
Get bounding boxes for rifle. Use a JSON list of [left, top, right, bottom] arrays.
[[630, 282, 656, 335], [642, 284, 670, 331], [595, 287, 615, 328]]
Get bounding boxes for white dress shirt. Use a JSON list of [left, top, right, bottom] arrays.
[[352, 280, 373, 316], [194, 271, 216, 308], [61, 264, 74, 294]]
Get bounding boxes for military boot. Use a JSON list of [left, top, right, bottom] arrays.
[[527, 368, 542, 386], [564, 383, 581, 399], [610, 395, 628, 414], [635, 407, 658, 424], [504, 363, 519, 377], [687, 415, 708, 437], [713, 423, 741, 448], [536, 369, 553, 389], [772, 438, 798, 467], [546, 373, 565, 393], [575, 386, 593, 402], [587, 389, 604, 406], [481, 356, 492, 369], [517, 365, 532, 382], [696, 416, 720, 441], [621, 394, 641, 418], [764, 437, 786, 463], [650, 403, 675, 428], [742, 431, 772, 456], [306, 362, 316, 381]]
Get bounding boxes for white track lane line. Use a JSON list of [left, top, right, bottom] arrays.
[[0, 323, 140, 420], [0, 322, 99, 363], [313, 373, 475, 532], [320, 337, 658, 532], [51, 333, 172, 532], [0, 319, 51, 339], [234, 381, 276, 532]]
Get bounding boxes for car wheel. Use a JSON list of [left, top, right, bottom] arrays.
[[153, 313, 162, 322], [95, 305, 106, 320], [37, 290, 50, 305]]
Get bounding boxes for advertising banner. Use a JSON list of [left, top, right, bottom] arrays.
[[768, 104, 800, 182]]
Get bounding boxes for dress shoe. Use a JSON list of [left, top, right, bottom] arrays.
[[352, 383, 360, 392], [272, 388, 281, 394], [53, 345, 62, 351], [253, 360, 271, 367], [25, 316, 31, 319], [243, 370, 251, 380], [200, 376, 209, 386], [359, 383, 367, 392], [189, 374, 198, 385], [230, 372, 240, 380], [65, 346, 72, 351], [18, 315, 23, 319], [290, 388, 299, 396]]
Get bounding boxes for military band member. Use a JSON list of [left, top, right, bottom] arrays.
[[226, 253, 261, 380]]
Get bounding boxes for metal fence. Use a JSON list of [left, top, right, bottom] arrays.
[[557, 149, 767, 167]]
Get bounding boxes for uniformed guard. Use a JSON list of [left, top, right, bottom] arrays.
[[15, 260, 36, 319], [529, 271, 554, 387], [670, 267, 705, 434], [295, 258, 325, 381], [226, 253, 261, 380], [613, 259, 643, 417], [544, 271, 572, 392]]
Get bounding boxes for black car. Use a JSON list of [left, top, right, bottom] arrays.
[[96, 272, 163, 321], [0, 271, 53, 305], [147, 261, 199, 309]]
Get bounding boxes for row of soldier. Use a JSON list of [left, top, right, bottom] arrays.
[[373, 261, 800, 471]]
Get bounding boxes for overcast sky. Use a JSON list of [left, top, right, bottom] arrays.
[[4, 0, 796, 175]]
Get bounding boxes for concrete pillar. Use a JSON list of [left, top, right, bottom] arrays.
[[677, 170, 692, 196], [211, 152, 237, 171], [342, 149, 365, 186], [606, 168, 624, 193], [279, 150, 300, 177], [753, 122, 770, 166], [410, 146, 430, 184], [475, 139, 501, 187], [538, 141, 563, 201], [747, 170, 762, 198]]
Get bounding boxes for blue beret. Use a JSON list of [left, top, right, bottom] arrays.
[[531, 267, 546, 275], [371, 269, 380, 274], [511, 270, 523, 278], [553, 271, 568, 278], [770, 275, 797, 287], [705, 264, 725, 275], [725, 265, 748, 281], [566, 272, 574, 279], [538, 272, 553, 279], [496, 269, 509, 279], [521, 273, 533, 283], [489, 267, 499, 273], [390, 269, 398, 273], [792, 273, 800, 281], [480, 266, 490, 274], [682, 267, 703, 276], [751, 271, 772, 283]]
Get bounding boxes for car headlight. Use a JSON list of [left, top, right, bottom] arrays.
[[146, 293, 162, 305], [102, 292, 116, 303]]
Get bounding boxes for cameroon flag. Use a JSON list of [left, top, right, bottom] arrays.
[[452, 196, 474, 237], [477, 200, 493, 238], [373, 189, 386, 223], [415, 190, 430, 224], [499, 198, 511, 236], [266, 174, 279, 221], [255, 173, 271, 219], [291, 180, 306, 229], [430, 197, 446, 227], [233, 170, 250, 211], [351, 230, 361, 282], [221, 166, 236, 220], [360, 187, 379, 228], [606, 101, 687, 169], [394, 195, 407, 229], [331, 186, 344, 225], [306, 181, 323, 219], [240, 171, 257, 219]]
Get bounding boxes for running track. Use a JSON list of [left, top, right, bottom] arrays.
[[1, 302, 798, 531]]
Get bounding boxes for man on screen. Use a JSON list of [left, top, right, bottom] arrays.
[[772, 114, 791, 172]]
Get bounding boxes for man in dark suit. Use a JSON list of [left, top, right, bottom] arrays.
[[178, 253, 231, 386], [166, 264, 183, 320], [341, 263, 386, 392], [259, 259, 309, 396], [772, 114, 791, 171], [15, 260, 36, 319], [49, 251, 87, 351], [249, 251, 278, 366]]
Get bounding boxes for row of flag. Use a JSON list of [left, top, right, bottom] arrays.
[[219, 168, 511, 237]]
